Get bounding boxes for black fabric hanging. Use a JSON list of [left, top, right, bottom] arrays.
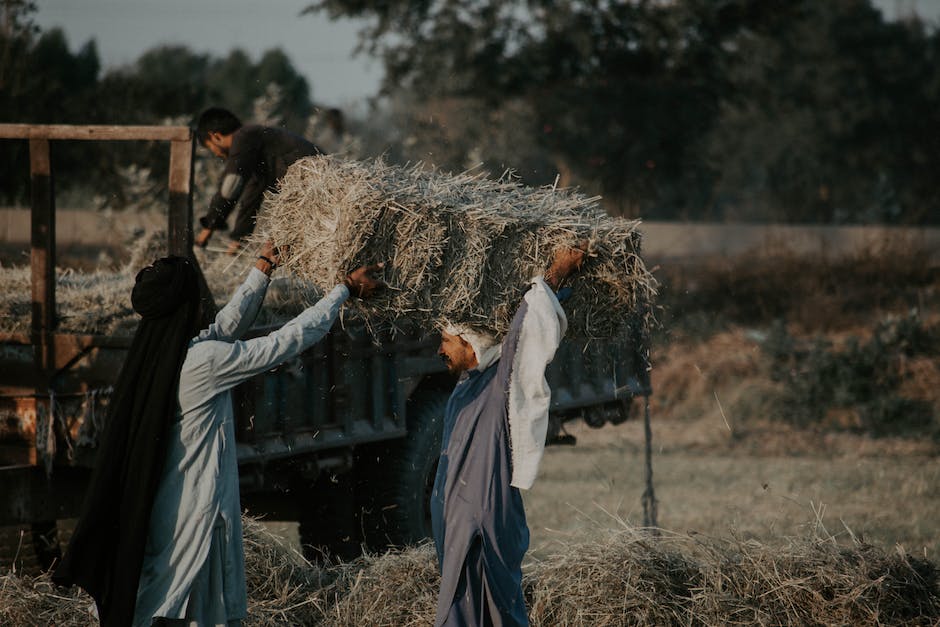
[[53, 256, 200, 627]]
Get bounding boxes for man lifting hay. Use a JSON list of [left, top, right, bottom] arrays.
[[194, 107, 324, 254], [53, 245, 382, 626], [431, 243, 587, 626], [249, 155, 657, 625]]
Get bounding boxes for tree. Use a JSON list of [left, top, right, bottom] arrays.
[[308, 0, 940, 223], [705, 0, 940, 223], [0, 3, 101, 203], [0, 16, 316, 208]]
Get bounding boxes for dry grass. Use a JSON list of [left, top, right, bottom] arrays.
[[0, 230, 322, 335], [0, 157, 660, 340], [526, 526, 940, 627], [251, 156, 657, 338], [2, 513, 937, 626]]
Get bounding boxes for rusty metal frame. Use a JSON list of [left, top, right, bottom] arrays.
[[0, 123, 197, 392]]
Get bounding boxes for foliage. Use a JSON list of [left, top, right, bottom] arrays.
[[1, 2, 102, 204], [763, 312, 938, 437], [0, 4, 313, 206], [309, 0, 940, 223]]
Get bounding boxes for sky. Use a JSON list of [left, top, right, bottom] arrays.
[[33, 0, 383, 109], [33, 0, 940, 112]]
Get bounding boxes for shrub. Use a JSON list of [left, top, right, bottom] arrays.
[[764, 311, 938, 437]]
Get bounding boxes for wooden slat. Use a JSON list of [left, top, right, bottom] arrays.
[[29, 139, 55, 337], [167, 138, 194, 255], [29, 138, 56, 392], [0, 124, 190, 142]]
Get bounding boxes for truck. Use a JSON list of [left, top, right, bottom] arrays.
[[0, 124, 652, 570]]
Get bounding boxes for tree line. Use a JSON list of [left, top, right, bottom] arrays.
[[2, 0, 938, 224], [0, 2, 313, 207]]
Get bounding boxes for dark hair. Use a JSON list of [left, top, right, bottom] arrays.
[[195, 107, 243, 143]]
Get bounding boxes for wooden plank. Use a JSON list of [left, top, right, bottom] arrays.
[[29, 139, 55, 338], [167, 137, 194, 255], [29, 138, 56, 393], [0, 124, 190, 142]]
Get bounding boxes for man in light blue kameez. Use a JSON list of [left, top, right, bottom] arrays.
[[55, 242, 381, 627], [132, 247, 382, 626], [431, 244, 586, 627]]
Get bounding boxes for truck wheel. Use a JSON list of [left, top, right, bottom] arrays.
[[359, 390, 448, 549]]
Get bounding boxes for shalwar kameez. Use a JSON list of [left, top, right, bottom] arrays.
[[133, 270, 348, 626], [55, 259, 350, 627], [430, 277, 568, 627]]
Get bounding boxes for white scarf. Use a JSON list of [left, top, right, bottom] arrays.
[[445, 276, 567, 490]]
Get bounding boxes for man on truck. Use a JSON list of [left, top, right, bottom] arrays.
[[431, 243, 587, 626], [53, 245, 383, 627], [193, 107, 324, 253]]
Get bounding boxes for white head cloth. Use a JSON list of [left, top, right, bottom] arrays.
[[443, 324, 502, 371]]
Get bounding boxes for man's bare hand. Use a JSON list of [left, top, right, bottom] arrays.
[[258, 240, 280, 266], [195, 228, 214, 248], [344, 262, 386, 299], [545, 240, 589, 290], [254, 240, 280, 275]]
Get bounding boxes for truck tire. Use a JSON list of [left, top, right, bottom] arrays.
[[359, 390, 448, 549]]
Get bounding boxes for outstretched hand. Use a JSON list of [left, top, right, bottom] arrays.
[[344, 262, 386, 299], [545, 240, 589, 290], [258, 240, 280, 265]]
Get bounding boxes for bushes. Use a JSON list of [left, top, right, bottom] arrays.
[[657, 242, 938, 338], [764, 311, 939, 437]]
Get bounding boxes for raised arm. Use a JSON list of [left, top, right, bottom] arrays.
[[196, 263, 384, 393], [192, 242, 281, 343], [499, 242, 587, 490], [497, 242, 587, 382]]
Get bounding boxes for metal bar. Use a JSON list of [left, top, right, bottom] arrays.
[[0, 124, 190, 142], [167, 137, 194, 255], [641, 395, 658, 530], [29, 139, 55, 338]]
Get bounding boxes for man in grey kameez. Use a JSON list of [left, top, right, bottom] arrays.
[[134, 247, 382, 626], [431, 245, 586, 627]]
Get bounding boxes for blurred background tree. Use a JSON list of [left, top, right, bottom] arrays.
[[311, 0, 940, 223], [0, 2, 313, 207], [1, 0, 938, 224]]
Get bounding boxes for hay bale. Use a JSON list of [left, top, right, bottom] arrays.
[[309, 544, 439, 626], [252, 156, 656, 338], [0, 264, 138, 336], [527, 529, 940, 626]]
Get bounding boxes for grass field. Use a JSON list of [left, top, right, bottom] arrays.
[[526, 418, 940, 558]]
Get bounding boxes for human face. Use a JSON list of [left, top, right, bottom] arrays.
[[438, 330, 478, 374], [202, 132, 229, 158]]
